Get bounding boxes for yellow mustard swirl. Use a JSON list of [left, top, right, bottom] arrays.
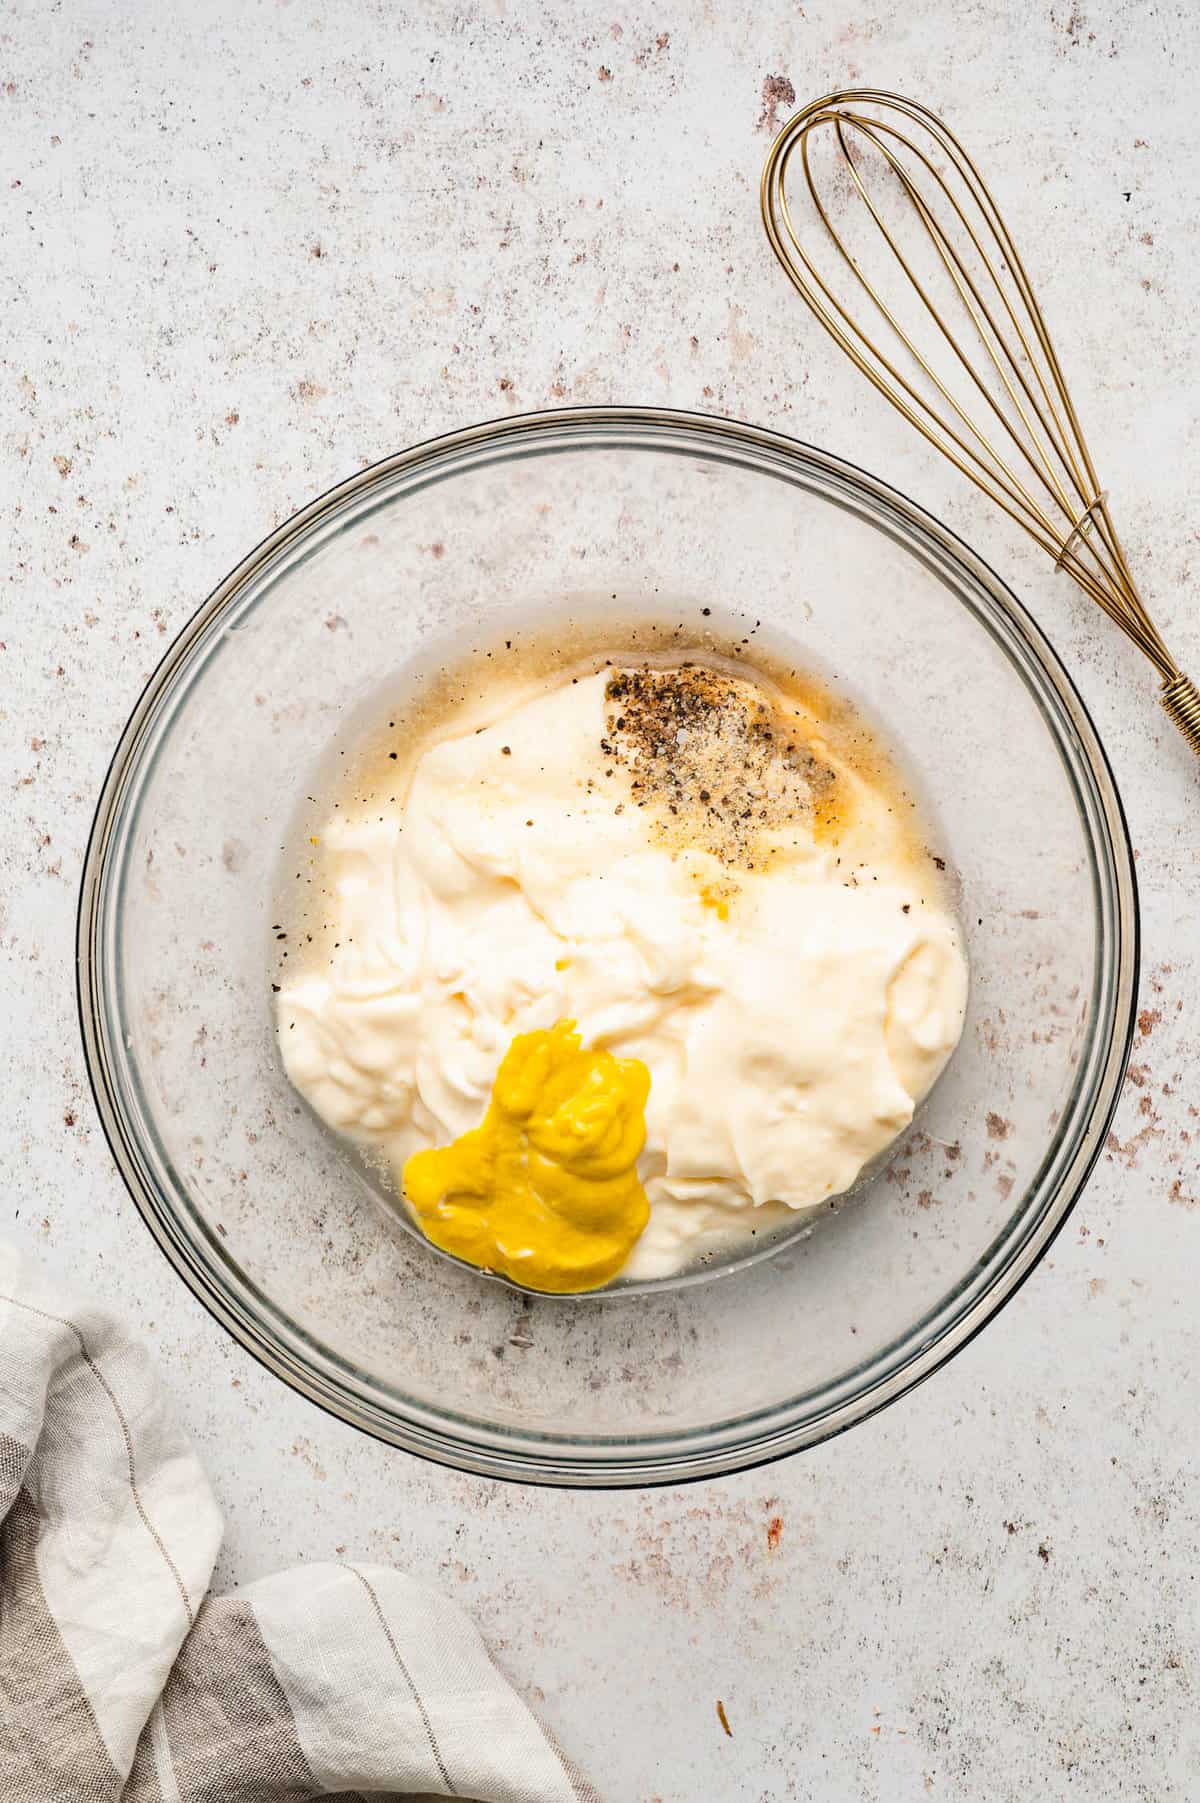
[[402, 1019, 651, 1293]]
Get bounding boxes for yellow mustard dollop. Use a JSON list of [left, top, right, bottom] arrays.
[[402, 1019, 651, 1293]]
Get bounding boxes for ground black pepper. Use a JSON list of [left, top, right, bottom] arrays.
[[603, 665, 835, 870]]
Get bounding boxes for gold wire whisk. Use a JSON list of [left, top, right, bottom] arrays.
[[760, 87, 1200, 757]]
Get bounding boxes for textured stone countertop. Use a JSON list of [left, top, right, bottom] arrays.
[[4, 4, 1199, 1798]]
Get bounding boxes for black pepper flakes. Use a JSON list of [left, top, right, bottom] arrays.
[[602, 664, 837, 870]]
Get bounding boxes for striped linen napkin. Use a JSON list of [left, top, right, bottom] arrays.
[[0, 1241, 600, 1802]]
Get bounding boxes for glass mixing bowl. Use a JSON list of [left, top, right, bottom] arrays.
[[78, 409, 1137, 1485]]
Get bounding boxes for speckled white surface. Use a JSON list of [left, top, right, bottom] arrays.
[[4, 3, 1200, 1798]]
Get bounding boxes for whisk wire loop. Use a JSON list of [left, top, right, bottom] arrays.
[[761, 88, 1191, 725]]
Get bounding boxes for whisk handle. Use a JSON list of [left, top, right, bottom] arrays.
[[1160, 673, 1200, 757]]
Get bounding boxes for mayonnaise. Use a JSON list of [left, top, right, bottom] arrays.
[[277, 664, 968, 1287]]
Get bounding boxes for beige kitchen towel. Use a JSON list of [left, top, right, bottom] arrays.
[[0, 1241, 599, 1803]]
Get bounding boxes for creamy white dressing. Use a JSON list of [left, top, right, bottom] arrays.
[[278, 667, 968, 1281]]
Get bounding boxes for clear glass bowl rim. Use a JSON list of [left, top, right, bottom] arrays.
[[76, 406, 1139, 1487]]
